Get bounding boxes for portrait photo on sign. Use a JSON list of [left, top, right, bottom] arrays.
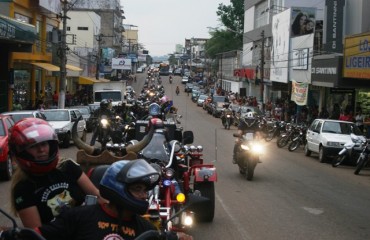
[[290, 7, 316, 37]]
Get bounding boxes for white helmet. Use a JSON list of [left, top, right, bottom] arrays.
[[246, 112, 255, 119]]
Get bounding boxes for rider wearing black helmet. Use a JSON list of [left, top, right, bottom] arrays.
[[233, 111, 261, 164], [90, 99, 113, 146]]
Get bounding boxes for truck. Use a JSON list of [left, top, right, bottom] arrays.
[[93, 81, 126, 106]]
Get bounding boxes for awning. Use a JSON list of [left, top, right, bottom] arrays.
[[78, 76, 110, 85], [66, 64, 83, 71], [31, 62, 60, 71]]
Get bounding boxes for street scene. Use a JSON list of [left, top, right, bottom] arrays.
[[1, 0, 370, 240]]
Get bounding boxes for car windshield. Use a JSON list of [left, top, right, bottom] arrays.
[[212, 96, 225, 103], [322, 122, 362, 135], [9, 113, 33, 123], [0, 121, 5, 136], [43, 110, 69, 121], [95, 91, 122, 102], [198, 95, 207, 100], [75, 108, 89, 115]]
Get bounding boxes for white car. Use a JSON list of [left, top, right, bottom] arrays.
[[137, 67, 144, 73], [43, 109, 87, 148], [305, 119, 364, 162], [181, 76, 189, 84]]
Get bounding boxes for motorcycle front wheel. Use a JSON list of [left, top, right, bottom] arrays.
[[277, 136, 289, 148], [288, 140, 300, 152], [332, 154, 346, 167], [265, 130, 275, 142], [354, 154, 367, 175]]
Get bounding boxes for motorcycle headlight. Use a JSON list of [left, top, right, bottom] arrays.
[[241, 144, 250, 150], [251, 143, 264, 154], [190, 145, 197, 152], [100, 118, 108, 127], [164, 168, 175, 178], [197, 145, 203, 152], [226, 114, 231, 117], [181, 211, 194, 227]]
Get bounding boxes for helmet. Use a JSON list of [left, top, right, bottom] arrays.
[[148, 103, 161, 116], [160, 95, 169, 104], [99, 159, 160, 215], [9, 118, 59, 174], [100, 99, 109, 109]]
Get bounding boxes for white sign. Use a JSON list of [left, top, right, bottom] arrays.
[[270, 9, 291, 83], [292, 48, 308, 70], [39, 0, 61, 14], [111, 58, 131, 70]]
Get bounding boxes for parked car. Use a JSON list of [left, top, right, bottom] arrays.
[[305, 119, 364, 162], [43, 109, 87, 148], [197, 94, 208, 107], [2, 110, 46, 123], [174, 68, 182, 76], [0, 115, 15, 180], [136, 67, 144, 73], [181, 76, 189, 84], [88, 103, 100, 113], [68, 106, 94, 132], [185, 83, 193, 92]]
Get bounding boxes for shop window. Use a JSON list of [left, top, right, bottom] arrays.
[[77, 27, 88, 30]]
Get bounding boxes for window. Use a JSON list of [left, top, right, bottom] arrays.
[[67, 27, 70, 31], [77, 27, 88, 30], [254, 1, 268, 28]]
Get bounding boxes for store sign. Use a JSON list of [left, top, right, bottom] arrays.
[[0, 14, 36, 44], [324, 0, 345, 53], [233, 68, 255, 79], [343, 33, 370, 79], [311, 57, 342, 85]]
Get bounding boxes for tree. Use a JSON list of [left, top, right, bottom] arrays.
[[205, 0, 244, 59]]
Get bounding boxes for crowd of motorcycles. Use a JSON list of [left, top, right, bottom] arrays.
[[69, 73, 217, 239]]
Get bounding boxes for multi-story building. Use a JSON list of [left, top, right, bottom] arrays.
[[233, 0, 370, 119], [0, 0, 61, 112]]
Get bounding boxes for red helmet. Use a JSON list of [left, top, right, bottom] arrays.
[[9, 118, 59, 174]]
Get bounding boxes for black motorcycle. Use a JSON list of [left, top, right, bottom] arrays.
[[265, 120, 286, 142], [233, 131, 263, 181], [354, 138, 370, 175], [288, 125, 307, 152], [221, 109, 233, 130], [96, 114, 112, 148]]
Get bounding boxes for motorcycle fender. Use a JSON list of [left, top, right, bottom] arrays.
[[338, 148, 347, 155], [194, 167, 217, 182]]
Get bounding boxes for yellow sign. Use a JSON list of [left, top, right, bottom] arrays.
[[343, 32, 370, 79]]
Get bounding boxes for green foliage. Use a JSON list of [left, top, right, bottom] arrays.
[[168, 54, 177, 66], [205, 0, 244, 59]]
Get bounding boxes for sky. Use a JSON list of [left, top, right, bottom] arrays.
[[121, 0, 231, 57]]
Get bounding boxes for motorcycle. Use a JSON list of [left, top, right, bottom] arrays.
[[169, 76, 173, 84], [354, 137, 370, 175], [265, 120, 286, 142], [176, 87, 180, 96], [96, 114, 112, 149], [276, 123, 300, 148], [221, 109, 233, 130], [332, 133, 365, 167], [288, 125, 307, 152], [233, 131, 264, 181]]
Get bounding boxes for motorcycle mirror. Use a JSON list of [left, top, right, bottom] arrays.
[[182, 131, 194, 145]]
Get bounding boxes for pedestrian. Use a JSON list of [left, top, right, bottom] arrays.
[[9, 118, 107, 228], [12, 99, 22, 111], [52, 90, 59, 106], [355, 109, 365, 132]]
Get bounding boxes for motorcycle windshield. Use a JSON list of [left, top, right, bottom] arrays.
[[141, 131, 170, 163]]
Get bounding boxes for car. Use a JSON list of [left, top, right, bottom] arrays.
[[305, 119, 364, 163], [68, 106, 94, 132], [136, 67, 144, 73], [42, 109, 87, 148], [197, 94, 208, 107], [2, 110, 46, 123], [88, 103, 100, 113], [191, 90, 200, 102], [181, 76, 189, 84], [0, 115, 15, 180], [174, 68, 182, 76], [184, 83, 193, 92]]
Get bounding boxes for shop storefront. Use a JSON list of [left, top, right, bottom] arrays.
[[0, 14, 36, 112]]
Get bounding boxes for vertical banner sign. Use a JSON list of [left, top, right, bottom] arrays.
[[324, 0, 345, 54], [291, 80, 308, 106]]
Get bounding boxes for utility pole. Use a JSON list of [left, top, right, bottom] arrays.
[[260, 30, 265, 107], [58, 0, 69, 109], [95, 34, 103, 80]]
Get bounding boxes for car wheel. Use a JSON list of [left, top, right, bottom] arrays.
[[0, 155, 13, 181], [304, 144, 311, 156], [319, 146, 326, 163]]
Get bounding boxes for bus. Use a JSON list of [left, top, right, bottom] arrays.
[[159, 63, 171, 76]]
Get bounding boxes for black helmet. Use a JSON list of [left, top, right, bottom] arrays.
[[99, 159, 160, 215], [100, 99, 109, 109]]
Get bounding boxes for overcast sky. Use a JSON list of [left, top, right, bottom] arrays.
[[121, 0, 231, 56]]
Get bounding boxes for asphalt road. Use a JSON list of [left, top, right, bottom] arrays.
[[1, 73, 370, 240]]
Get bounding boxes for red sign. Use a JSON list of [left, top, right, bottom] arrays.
[[233, 68, 255, 79]]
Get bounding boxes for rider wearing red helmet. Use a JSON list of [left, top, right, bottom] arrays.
[[9, 118, 105, 228]]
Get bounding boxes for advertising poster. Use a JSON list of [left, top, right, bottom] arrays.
[[270, 9, 291, 83], [291, 80, 308, 106], [112, 58, 131, 70], [290, 7, 316, 38], [343, 33, 370, 79]]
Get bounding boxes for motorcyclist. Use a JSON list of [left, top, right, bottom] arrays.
[[176, 86, 180, 95], [90, 99, 114, 146], [169, 75, 173, 83], [0, 159, 193, 239], [233, 111, 261, 164], [221, 104, 234, 127]]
